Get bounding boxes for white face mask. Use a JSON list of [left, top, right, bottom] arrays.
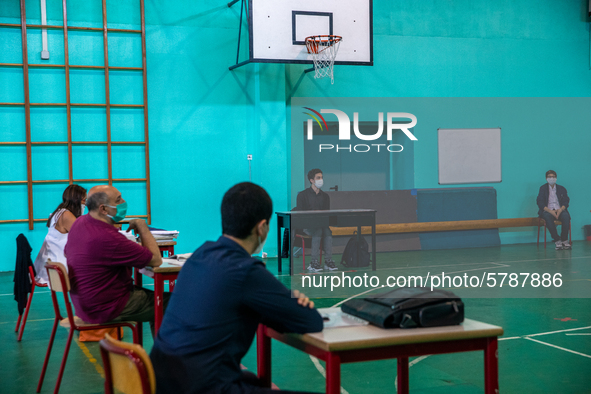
[[547, 177, 556, 186], [253, 235, 266, 255], [314, 179, 324, 189], [81, 203, 86, 214]]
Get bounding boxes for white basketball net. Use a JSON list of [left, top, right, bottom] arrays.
[[305, 35, 342, 84]]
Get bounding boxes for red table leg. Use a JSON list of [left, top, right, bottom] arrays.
[[326, 352, 341, 394], [257, 324, 272, 387], [158, 245, 174, 257], [484, 337, 499, 394], [397, 357, 409, 394], [154, 272, 164, 335]]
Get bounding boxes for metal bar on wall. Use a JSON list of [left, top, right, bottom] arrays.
[[0, 141, 146, 146], [0, 1, 152, 227], [20, 0, 34, 230], [62, 0, 73, 184], [140, 0, 152, 224], [102, 0, 112, 186], [0, 63, 142, 71]]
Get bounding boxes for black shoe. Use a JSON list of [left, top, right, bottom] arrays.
[[324, 260, 338, 271], [306, 260, 323, 272]]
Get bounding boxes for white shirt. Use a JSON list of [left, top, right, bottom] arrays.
[[33, 209, 69, 286], [548, 184, 560, 210]]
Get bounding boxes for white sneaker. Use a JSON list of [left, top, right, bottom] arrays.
[[555, 241, 563, 250], [562, 241, 571, 250]]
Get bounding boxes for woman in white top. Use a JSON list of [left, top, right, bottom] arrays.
[[34, 184, 87, 284]]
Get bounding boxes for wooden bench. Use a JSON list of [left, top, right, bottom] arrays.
[[329, 217, 569, 248], [329, 217, 541, 236]]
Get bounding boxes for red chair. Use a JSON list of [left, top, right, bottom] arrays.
[[37, 261, 139, 394], [537, 218, 572, 248], [99, 333, 156, 394], [15, 265, 48, 341], [294, 233, 322, 271]]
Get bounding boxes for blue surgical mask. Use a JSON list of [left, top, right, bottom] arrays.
[[314, 179, 324, 189], [547, 177, 556, 186], [106, 201, 128, 223]]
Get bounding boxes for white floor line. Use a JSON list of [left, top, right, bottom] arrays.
[[499, 336, 522, 341], [0, 291, 50, 296], [309, 356, 350, 394], [409, 355, 429, 367], [332, 287, 383, 307], [1, 285, 157, 296], [565, 333, 591, 336], [526, 325, 591, 338], [483, 255, 591, 265], [0, 317, 54, 325], [394, 356, 429, 391], [524, 337, 591, 359]]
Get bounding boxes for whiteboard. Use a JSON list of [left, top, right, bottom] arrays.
[[438, 128, 501, 184]]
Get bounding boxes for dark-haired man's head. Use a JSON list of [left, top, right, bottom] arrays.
[[545, 170, 557, 187], [307, 168, 323, 189], [222, 182, 273, 254]]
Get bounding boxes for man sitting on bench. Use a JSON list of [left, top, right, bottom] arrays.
[[296, 168, 338, 272], [537, 170, 571, 250]]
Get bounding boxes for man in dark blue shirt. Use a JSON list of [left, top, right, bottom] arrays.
[[151, 182, 323, 394]]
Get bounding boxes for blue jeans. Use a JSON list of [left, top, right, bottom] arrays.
[[303, 227, 332, 262], [541, 211, 571, 242]]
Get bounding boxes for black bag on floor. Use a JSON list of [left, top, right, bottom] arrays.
[[341, 287, 464, 329], [340, 231, 370, 267]]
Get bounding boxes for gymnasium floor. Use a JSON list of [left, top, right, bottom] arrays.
[[1, 242, 590, 393]]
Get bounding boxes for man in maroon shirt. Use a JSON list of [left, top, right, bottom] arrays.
[[65, 185, 167, 334]]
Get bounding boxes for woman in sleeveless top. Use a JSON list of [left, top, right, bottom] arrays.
[[34, 184, 87, 284]]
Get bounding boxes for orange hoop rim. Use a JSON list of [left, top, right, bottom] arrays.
[[305, 35, 343, 54]]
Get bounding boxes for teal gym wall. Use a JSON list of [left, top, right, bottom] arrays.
[[1, 0, 590, 271]]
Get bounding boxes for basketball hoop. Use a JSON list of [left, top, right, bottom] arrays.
[[305, 35, 342, 84]]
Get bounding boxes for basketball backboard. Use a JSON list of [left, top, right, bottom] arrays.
[[230, 0, 373, 68]]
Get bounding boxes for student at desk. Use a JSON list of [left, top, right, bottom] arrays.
[[65, 185, 170, 334], [33, 184, 87, 286], [151, 182, 323, 394], [296, 168, 338, 272]]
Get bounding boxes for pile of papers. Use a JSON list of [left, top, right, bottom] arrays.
[[321, 308, 369, 329], [119, 230, 139, 242], [148, 226, 179, 241]]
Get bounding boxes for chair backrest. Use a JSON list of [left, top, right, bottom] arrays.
[[45, 261, 70, 293], [99, 334, 156, 394]]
